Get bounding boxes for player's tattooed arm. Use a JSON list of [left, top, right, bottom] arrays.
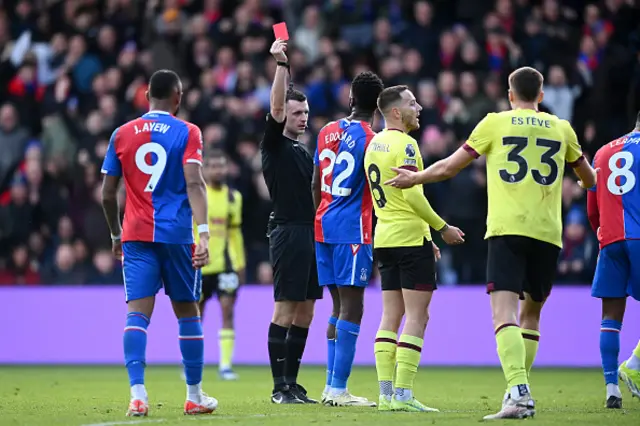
[[312, 165, 321, 210], [101, 174, 122, 238]]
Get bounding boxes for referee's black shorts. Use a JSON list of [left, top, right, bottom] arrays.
[[486, 235, 560, 302], [269, 224, 323, 302]]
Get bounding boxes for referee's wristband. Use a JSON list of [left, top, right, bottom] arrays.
[[197, 224, 210, 235], [276, 61, 290, 68], [111, 233, 121, 241], [437, 223, 449, 233]]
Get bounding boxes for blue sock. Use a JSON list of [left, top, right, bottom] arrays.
[[600, 319, 622, 385], [326, 316, 338, 387], [331, 319, 360, 390], [124, 312, 150, 386], [179, 316, 204, 385]]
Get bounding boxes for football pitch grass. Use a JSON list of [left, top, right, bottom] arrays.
[[1, 366, 639, 426]]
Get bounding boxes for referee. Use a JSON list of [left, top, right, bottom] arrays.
[[261, 38, 321, 405]]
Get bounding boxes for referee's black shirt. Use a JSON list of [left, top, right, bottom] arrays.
[[260, 113, 315, 225]]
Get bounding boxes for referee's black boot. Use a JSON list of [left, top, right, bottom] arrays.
[[271, 386, 303, 404], [289, 383, 318, 404]]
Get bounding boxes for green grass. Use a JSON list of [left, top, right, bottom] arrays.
[[0, 366, 639, 425]]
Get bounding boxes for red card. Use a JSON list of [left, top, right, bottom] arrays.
[[272, 22, 289, 41]]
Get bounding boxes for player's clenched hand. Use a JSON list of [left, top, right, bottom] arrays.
[[385, 167, 418, 189], [112, 240, 122, 259], [270, 39, 287, 62], [440, 225, 465, 245], [192, 237, 210, 269], [432, 242, 441, 261]]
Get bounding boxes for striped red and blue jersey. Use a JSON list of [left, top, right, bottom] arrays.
[[101, 110, 204, 244], [587, 131, 640, 248], [314, 119, 375, 244]]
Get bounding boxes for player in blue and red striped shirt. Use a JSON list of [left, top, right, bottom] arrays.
[[587, 112, 640, 408], [101, 70, 218, 417], [312, 71, 384, 407]]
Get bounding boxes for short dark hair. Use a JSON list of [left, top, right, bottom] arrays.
[[148, 69, 181, 100], [637, 110, 640, 128], [377, 85, 409, 114], [352, 71, 384, 113], [286, 88, 307, 103], [509, 67, 543, 103]]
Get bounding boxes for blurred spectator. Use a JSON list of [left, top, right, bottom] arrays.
[[557, 208, 597, 283], [0, 0, 639, 285]]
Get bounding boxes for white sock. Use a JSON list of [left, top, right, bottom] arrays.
[[627, 354, 640, 371], [606, 383, 622, 398], [323, 385, 331, 395], [395, 388, 412, 402], [131, 384, 147, 401], [503, 390, 510, 401], [329, 387, 346, 396], [187, 382, 202, 402], [509, 384, 530, 400]]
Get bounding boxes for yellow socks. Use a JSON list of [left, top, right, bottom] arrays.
[[218, 328, 235, 370], [395, 334, 423, 395], [495, 324, 528, 388], [374, 330, 397, 398], [521, 329, 540, 377]]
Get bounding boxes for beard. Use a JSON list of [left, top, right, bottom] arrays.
[[401, 110, 418, 132]]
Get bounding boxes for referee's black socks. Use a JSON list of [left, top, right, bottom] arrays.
[[284, 325, 309, 386], [268, 323, 288, 391]]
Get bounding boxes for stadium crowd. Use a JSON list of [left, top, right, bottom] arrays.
[[0, 0, 639, 286]]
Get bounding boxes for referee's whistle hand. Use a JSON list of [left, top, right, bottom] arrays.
[[441, 226, 465, 245], [385, 167, 416, 189]]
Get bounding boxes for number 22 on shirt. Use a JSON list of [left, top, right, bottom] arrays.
[[318, 148, 355, 196]]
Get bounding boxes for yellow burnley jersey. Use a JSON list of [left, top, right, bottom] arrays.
[[465, 109, 583, 248], [364, 129, 432, 248], [195, 185, 245, 275]]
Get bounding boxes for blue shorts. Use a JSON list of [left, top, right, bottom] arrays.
[[592, 240, 640, 301], [122, 242, 202, 303], [315, 242, 373, 287]]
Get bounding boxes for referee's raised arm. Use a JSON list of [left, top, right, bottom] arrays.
[[269, 39, 288, 123]]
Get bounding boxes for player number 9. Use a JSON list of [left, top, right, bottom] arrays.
[[367, 164, 387, 208], [135, 142, 168, 192]]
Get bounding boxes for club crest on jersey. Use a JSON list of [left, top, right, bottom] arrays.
[[405, 143, 416, 158], [350, 244, 360, 255]]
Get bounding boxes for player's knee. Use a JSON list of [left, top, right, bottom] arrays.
[[293, 300, 315, 327], [405, 309, 429, 329], [602, 298, 626, 322], [340, 298, 364, 324], [380, 309, 404, 332], [272, 301, 296, 327]]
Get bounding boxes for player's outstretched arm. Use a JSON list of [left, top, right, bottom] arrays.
[[386, 147, 475, 188], [269, 39, 288, 123], [401, 187, 465, 245], [574, 160, 598, 189]]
